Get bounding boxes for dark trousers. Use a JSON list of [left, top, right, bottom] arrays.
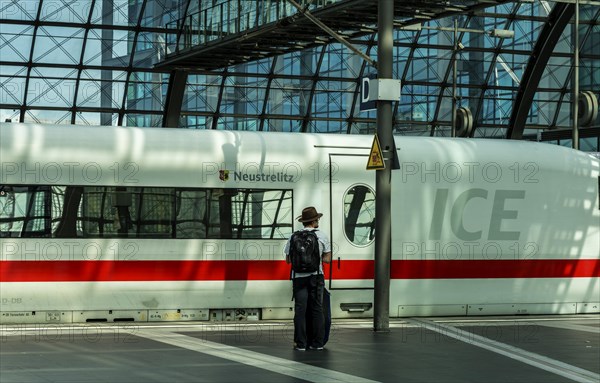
[[293, 274, 325, 348], [307, 288, 331, 346]]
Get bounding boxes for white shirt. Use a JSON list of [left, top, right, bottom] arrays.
[[284, 228, 331, 278]]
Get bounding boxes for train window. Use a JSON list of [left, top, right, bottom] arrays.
[[77, 186, 126, 237], [230, 189, 293, 239], [79, 187, 175, 238], [343, 185, 375, 246], [202, 189, 293, 239], [175, 188, 293, 239], [130, 187, 174, 238], [208, 189, 233, 238], [50, 186, 66, 234], [0, 186, 51, 238], [6, 184, 292, 239], [52, 186, 83, 237], [175, 190, 208, 239]]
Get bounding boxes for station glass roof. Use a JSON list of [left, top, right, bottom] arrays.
[[0, 1, 598, 149]]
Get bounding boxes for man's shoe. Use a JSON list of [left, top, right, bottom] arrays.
[[309, 346, 324, 351], [294, 346, 306, 351]]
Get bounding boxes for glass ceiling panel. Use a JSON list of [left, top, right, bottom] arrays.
[[124, 113, 163, 127], [0, 24, 34, 63], [23, 108, 72, 124], [39, 0, 91, 23], [495, 52, 528, 85], [0, 0, 39, 20], [26, 67, 78, 108], [88, 0, 108, 25], [313, 80, 355, 119], [0, 73, 25, 105], [320, 44, 361, 78], [481, 88, 515, 126], [133, 31, 160, 67], [83, 29, 131, 67], [126, 71, 169, 111], [0, 62, 26, 77], [310, 119, 344, 134], [32, 26, 84, 65], [140, 0, 179, 28], [409, 47, 448, 84], [109, 0, 137, 27], [263, 118, 301, 133], [77, 69, 127, 109], [184, 74, 220, 113], [238, 60, 272, 76], [273, 51, 323, 78], [0, 108, 20, 122], [75, 111, 117, 126]]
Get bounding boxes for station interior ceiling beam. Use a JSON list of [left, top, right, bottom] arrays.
[[507, 2, 574, 139]]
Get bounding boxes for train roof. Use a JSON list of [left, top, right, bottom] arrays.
[[1, 122, 598, 174]]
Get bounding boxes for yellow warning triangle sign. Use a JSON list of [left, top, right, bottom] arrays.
[[366, 134, 385, 170]]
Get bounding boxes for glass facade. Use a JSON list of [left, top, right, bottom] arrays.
[[0, 0, 598, 149]]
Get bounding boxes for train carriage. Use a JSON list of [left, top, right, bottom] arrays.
[[0, 122, 598, 323]]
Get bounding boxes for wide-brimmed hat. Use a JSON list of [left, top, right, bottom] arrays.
[[296, 206, 323, 222]]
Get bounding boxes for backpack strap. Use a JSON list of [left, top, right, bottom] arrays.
[[316, 229, 322, 274], [309, 229, 322, 275], [289, 230, 300, 280]]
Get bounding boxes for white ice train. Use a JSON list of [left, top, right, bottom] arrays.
[[0, 122, 598, 324]]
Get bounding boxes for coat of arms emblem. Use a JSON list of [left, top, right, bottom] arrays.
[[219, 170, 229, 181]]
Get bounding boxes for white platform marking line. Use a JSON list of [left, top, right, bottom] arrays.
[[137, 329, 380, 383], [537, 321, 600, 334], [410, 319, 600, 383]]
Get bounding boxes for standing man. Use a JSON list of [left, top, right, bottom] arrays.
[[285, 206, 332, 351]]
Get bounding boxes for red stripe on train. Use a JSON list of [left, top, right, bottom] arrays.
[[0, 259, 598, 282]]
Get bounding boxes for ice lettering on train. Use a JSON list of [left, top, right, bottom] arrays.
[[429, 188, 526, 241]]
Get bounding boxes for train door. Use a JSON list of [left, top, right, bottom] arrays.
[[328, 154, 376, 290]]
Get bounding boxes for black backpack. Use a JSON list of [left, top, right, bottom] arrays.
[[289, 230, 321, 273]]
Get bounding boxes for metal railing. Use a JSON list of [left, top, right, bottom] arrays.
[[165, 0, 340, 55]]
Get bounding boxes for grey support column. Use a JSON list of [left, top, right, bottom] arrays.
[[374, 0, 393, 333]]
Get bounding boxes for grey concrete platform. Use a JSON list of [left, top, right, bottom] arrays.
[[1, 315, 598, 383]]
